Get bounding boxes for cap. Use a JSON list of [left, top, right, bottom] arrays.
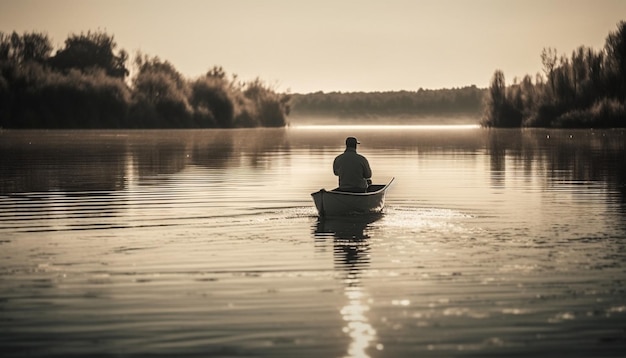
[[345, 137, 360, 147]]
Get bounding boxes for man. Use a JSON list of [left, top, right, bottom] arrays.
[[333, 137, 372, 192]]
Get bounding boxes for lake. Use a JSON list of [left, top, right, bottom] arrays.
[[1, 126, 625, 357]]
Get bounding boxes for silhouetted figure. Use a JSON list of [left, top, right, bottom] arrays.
[[333, 137, 372, 192]]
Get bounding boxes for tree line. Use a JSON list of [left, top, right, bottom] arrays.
[[0, 31, 290, 129], [289, 86, 485, 120], [483, 21, 626, 128], [5, 22, 624, 129]]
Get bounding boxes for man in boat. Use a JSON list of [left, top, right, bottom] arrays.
[[333, 137, 372, 192]]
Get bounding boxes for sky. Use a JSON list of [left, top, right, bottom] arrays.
[[1, 0, 625, 93]]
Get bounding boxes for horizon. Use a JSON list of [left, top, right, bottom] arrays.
[[1, 0, 625, 93]]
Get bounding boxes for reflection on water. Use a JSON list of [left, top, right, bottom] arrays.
[[0, 129, 290, 193], [485, 129, 626, 210], [315, 214, 383, 240], [315, 214, 383, 357], [1, 128, 624, 204]]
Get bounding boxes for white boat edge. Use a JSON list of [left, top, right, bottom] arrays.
[[311, 177, 395, 216]]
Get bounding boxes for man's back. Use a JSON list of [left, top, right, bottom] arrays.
[[333, 147, 372, 191]]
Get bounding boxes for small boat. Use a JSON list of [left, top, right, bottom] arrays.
[[311, 178, 395, 216]]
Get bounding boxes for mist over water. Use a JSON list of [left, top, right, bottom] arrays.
[[1, 126, 625, 357]]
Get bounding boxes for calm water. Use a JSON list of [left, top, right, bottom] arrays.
[[1, 126, 625, 357]]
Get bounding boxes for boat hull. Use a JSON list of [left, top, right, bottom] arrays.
[[311, 178, 394, 216]]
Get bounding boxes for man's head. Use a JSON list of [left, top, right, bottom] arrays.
[[345, 137, 360, 148]]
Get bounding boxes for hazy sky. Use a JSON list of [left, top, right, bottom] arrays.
[[1, 0, 625, 93]]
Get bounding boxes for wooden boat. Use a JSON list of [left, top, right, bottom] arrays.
[[311, 178, 395, 216]]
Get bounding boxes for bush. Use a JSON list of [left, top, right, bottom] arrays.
[[553, 99, 625, 128], [190, 77, 235, 128], [243, 79, 289, 127]]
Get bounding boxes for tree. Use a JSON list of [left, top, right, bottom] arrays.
[[21, 32, 53, 64], [133, 54, 186, 98], [49, 31, 128, 78], [605, 20, 626, 99], [190, 77, 234, 128], [482, 70, 506, 126], [482, 70, 525, 127], [0, 31, 52, 64], [131, 55, 192, 127], [541, 47, 558, 97]]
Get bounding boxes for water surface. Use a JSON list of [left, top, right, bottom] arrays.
[[1, 127, 625, 357]]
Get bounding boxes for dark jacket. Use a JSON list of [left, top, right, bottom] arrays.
[[333, 147, 372, 190]]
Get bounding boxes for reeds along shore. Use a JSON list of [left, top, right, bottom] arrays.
[[0, 31, 290, 129], [482, 21, 626, 128]]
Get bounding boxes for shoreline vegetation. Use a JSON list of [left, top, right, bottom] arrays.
[[0, 31, 290, 129], [482, 21, 626, 128], [1, 21, 624, 129]]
